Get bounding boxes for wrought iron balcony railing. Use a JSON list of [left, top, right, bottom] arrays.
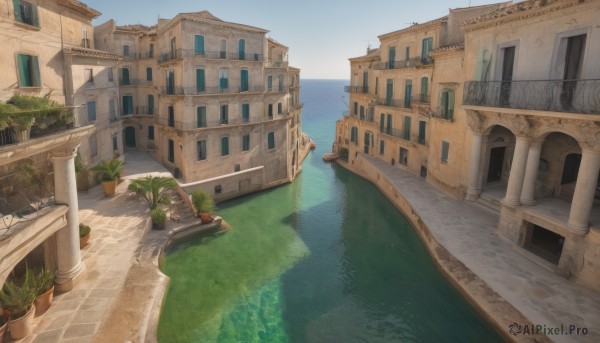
[[266, 60, 289, 68], [374, 57, 433, 71], [158, 49, 264, 63], [156, 112, 291, 131], [463, 79, 600, 115], [344, 86, 369, 94], [119, 79, 154, 87], [374, 98, 413, 109], [160, 85, 264, 96]]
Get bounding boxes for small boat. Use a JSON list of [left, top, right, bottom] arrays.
[[322, 152, 339, 162]]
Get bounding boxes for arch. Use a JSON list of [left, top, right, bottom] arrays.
[[482, 125, 516, 186]]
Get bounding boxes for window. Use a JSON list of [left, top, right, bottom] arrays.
[[84, 69, 93, 83], [90, 134, 97, 157], [168, 106, 175, 127], [197, 140, 207, 160], [196, 106, 207, 128], [112, 135, 118, 151], [82, 28, 89, 48], [386, 113, 393, 135], [420, 77, 428, 102], [121, 68, 130, 85], [220, 105, 229, 124], [350, 126, 358, 145], [379, 113, 385, 133], [388, 46, 396, 69], [109, 99, 116, 121], [148, 125, 154, 140], [242, 104, 250, 122], [380, 140, 385, 155], [240, 69, 249, 92], [221, 137, 229, 156], [16, 53, 40, 87], [13, 0, 39, 27], [404, 80, 412, 108], [196, 68, 205, 93], [123, 45, 130, 57], [268, 104, 273, 117], [278, 103, 283, 114], [418, 121, 426, 145], [359, 106, 364, 120], [170, 38, 176, 59], [168, 139, 174, 163], [353, 102, 358, 115], [149, 44, 154, 58], [242, 134, 250, 151], [147, 95, 154, 115], [86, 101, 96, 123], [219, 39, 226, 59], [375, 77, 379, 95], [238, 39, 246, 60], [421, 38, 433, 62], [108, 67, 114, 82], [403, 116, 411, 140], [195, 35, 205, 55], [405, 47, 410, 61], [267, 75, 273, 91], [440, 89, 455, 120], [122, 95, 133, 115], [219, 69, 228, 90], [400, 148, 408, 166], [441, 141, 450, 164], [267, 132, 275, 149], [146, 67, 153, 81], [234, 164, 241, 172], [166, 69, 175, 94]]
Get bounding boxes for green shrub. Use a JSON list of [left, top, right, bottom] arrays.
[[151, 208, 167, 225], [191, 189, 215, 214], [79, 223, 91, 238]]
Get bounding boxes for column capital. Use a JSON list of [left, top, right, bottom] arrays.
[[511, 114, 532, 137], [50, 142, 80, 160]]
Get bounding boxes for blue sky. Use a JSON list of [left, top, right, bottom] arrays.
[[85, 0, 506, 79]]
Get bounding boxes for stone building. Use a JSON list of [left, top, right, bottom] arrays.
[[335, 0, 600, 292], [95, 11, 305, 201], [0, 0, 104, 289]]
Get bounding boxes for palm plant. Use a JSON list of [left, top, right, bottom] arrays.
[[91, 157, 124, 182], [0, 273, 36, 319], [127, 176, 177, 210], [191, 189, 215, 214]]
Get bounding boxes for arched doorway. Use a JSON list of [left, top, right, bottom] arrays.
[[124, 127, 136, 148], [484, 126, 515, 185]]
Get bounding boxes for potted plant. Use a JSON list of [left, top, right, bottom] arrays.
[[127, 176, 177, 210], [31, 267, 56, 315], [0, 278, 36, 340], [151, 207, 167, 230], [75, 153, 90, 191], [91, 157, 125, 196], [191, 189, 215, 224], [79, 223, 91, 248]]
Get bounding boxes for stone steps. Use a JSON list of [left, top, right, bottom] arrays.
[[470, 194, 501, 216]]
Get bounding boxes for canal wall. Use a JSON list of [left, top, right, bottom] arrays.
[[337, 153, 549, 343]]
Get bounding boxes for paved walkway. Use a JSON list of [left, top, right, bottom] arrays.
[[343, 154, 600, 343]]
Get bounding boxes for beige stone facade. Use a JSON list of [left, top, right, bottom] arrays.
[[335, 0, 600, 292], [95, 11, 305, 201]]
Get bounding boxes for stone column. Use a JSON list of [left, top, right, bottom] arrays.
[[466, 132, 484, 201], [568, 148, 600, 235], [503, 136, 531, 207], [51, 143, 85, 291], [520, 141, 543, 206]]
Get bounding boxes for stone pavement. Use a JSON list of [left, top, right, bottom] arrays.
[[342, 153, 600, 343]]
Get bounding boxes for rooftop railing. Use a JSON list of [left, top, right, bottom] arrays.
[[374, 57, 433, 71], [463, 79, 600, 115], [158, 49, 264, 63]]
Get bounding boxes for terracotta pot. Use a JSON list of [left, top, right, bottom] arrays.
[[0, 319, 6, 343], [199, 213, 214, 224], [34, 285, 54, 315], [101, 180, 117, 196], [80, 233, 91, 249], [7, 304, 35, 340]]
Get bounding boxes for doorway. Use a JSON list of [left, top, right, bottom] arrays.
[[487, 147, 506, 182], [124, 127, 136, 148], [524, 224, 564, 265]]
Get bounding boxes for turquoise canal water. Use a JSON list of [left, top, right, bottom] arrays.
[[158, 80, 504, 342]]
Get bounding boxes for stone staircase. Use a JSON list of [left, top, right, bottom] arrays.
[[168, 191, 197, 223], [470, 192, 502, 216]]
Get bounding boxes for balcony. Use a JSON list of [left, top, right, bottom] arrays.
[[413, 94, 431, 104], [374, 57, 433, 71], [123, 52, 155, 60], [266, 60, 289, 68], [375, 98, 413, 109], [156, 115, 273, 131], [463, 79, 600, 115], [344, 86, 369, 94], [158, 49, 264, 63], [119, 79, 154, 87], [266, 86, 289, 94], [160, 86, 263, 96]]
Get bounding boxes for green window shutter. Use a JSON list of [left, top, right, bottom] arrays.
[[196, 69, 205, 92], [17, 54, 29, 86], [220, 77, 228, 89], [448, 90, 455, 119], [386, 114, 392, 134], [380, 140, 385, 155], [267, 76, 272, 90], [147, 67, 152, 81], [242, 135, 250, 151], [278, 103, 283, 114], [441, 141, 449, 163], [31, 2, 38, 26], [198, 141, 206, 160], [31, 55, 40, 86], [13, 0, 22, 22], [418, 121, 426, 144], [240, 70, 249, 92], [441, 91, 449, 118], [388, 46, 396, 69], [353, 102, 358, 115], [197, 106, 206, 128], [123, 96, 133, 115], [122, 68, 130, 85], [221, 137, 229, 156], [147, 95, 154, 114], [195, 35, 205, 54], [268, 132, 275, 149], [379, 113, 385, 133], [403, 116, 411, 140], [421, 77, 428, 98], [242, 104, 249, 121], [238, 39, 245, 60]]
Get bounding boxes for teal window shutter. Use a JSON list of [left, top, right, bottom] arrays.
[[13, 0, 22, 22], [388, 46, 396, 69], [421, 77, 428, 100], [242, 104, 249, 122], [123, 96, 133, 115], [447, 90, 455, 119], [278, 103, 282, 114], [221, 137, 229, 156], [122, 68, 130, 85], [146, 67, 153, 81], [268, 104, 273, 117], [268, 132, 275, 149], [220, 76, 228, 89], [220, 105, 228, 124], [197, 106, 206, 128], [441, 91, 449, 119], [240, 69, 249, 91], [379, 113, 385, 133], [87, 101, 96, 122], [441, 141, 450, 163], [267, 76, 272, 90], [418, 121, 426, 144], [380, 140, 385, 155], [238, 39, 245, 60], [31, 55, 40, 86], [147, 95, 154, 114], [386, 114, 392, 134], [195, 35, 205, 55], [403, 116, 411, 140], [196, 69, 205, 92], [17, 54, 30, 86], [198, 140, 207, 160], [242, 134, 250, 151]]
